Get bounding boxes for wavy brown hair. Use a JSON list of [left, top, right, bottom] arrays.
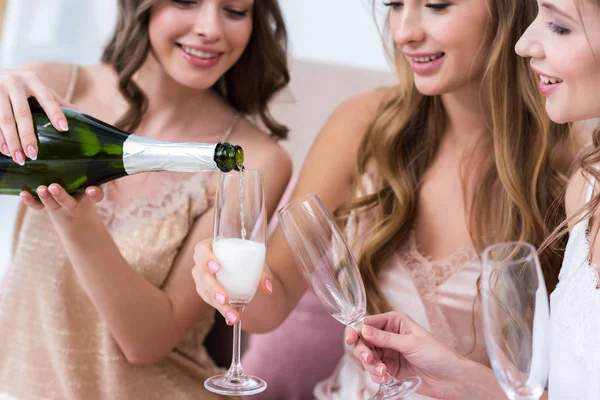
[[101, 0, 290, 139], [337, 0, 571, 315]]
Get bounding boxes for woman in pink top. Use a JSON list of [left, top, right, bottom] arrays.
[[192, 0, 588, 398], [348, 0, 600, 399], [0, 1, 292, 399]]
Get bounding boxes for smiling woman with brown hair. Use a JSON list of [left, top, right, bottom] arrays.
[[0, 1, 292, 399]]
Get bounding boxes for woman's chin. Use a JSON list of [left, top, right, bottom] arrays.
[[546, 104, 575, 125]]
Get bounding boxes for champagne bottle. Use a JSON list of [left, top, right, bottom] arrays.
[[0, 98, 244, 195]]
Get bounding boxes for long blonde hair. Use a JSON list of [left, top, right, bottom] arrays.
[[337, 0, 570, 315]]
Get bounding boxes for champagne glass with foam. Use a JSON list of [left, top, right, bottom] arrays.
[[204, 169, 267, 396]]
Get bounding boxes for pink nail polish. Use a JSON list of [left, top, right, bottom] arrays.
[[27, 145, 37, 160], [88, 188, 97, 196], [215, 293, 226, 305], [208, 261, 220, 273], [362, 352, 369, 362], [1, 144, 8, 155], [15, 151, 25, 166], [49, 186, 59, 195], [59, 119, 69, 131], [226, 311, 237, 325], [265, 279, 273, 294]]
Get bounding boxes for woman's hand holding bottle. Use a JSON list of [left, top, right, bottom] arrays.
[[19, 184, 104, 224], [0, 69, 105, 221], [0, 69, 76, 164]]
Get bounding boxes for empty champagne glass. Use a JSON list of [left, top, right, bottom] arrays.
[[204, 170, 268, 396], [481, 242, 549, 400], [277, 193, 421, 400]]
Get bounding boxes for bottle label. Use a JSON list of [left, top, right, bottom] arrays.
[[122, 135, 219, 175]]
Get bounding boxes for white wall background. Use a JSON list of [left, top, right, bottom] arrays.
[[0, 0, 390, 278], [278, 0, 391, 71]]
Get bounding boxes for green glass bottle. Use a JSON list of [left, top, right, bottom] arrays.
[[0, 98, 244, 196]]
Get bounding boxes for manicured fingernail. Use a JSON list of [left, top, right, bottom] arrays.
[[27, 146, 37, 160], [361, 352, 369, 362], [38, 188, 48, 198], [59, 119, 69, 131], [15, 151, 25, 166], [377, 366, 385, 375], [215, 293, 226, 305], [49, 185, 59, 195], [88, 188, 97, 196], [1, 144, 8, 155], [265, 279, 273, 294], [208, 261, 220, 273], [226, 311, 237, 325]]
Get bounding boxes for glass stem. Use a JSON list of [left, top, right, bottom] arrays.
[[380, 375, 400, 388], [225, 304, 246, 381]]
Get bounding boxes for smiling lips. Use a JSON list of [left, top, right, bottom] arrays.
[[180, 45, 221, 60], [405, 52, 446, 75], [177, 43, 224, 68], [530, 65, 564, 96]]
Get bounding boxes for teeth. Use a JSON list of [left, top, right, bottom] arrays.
[[412, 54, 443, 63], [540, 75, 563, 85], [181, 46, 220, 60]]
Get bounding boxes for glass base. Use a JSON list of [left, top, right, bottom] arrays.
[[371, 376, 422, 400], [204, 373, 267, 396]]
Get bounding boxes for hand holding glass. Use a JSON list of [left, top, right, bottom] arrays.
[[204, 170, 267, 396], [277, 193, 421, 400]]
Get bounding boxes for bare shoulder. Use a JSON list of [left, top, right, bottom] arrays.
[[565, 168, 593, 225], [312, 86, 391, 161], [16, 61, 77, 99], [234, 119, 292, 175], [232, 120, 293, 210], [322, 87, 391, 140], [303, 87, 392, 172]]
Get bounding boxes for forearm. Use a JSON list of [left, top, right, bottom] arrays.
[[235, 230, 309, 333], [56, 218, 182, 363], [447, 358, 506, 400], [241, 272, 299, 333]]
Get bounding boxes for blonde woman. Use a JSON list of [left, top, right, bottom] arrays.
[[192, 0, 588, 398], [347, 0, 600, 399]]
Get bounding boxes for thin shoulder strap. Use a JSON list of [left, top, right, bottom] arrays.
[[220, 115, 241, 143], [64, 64, 79, 103]]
